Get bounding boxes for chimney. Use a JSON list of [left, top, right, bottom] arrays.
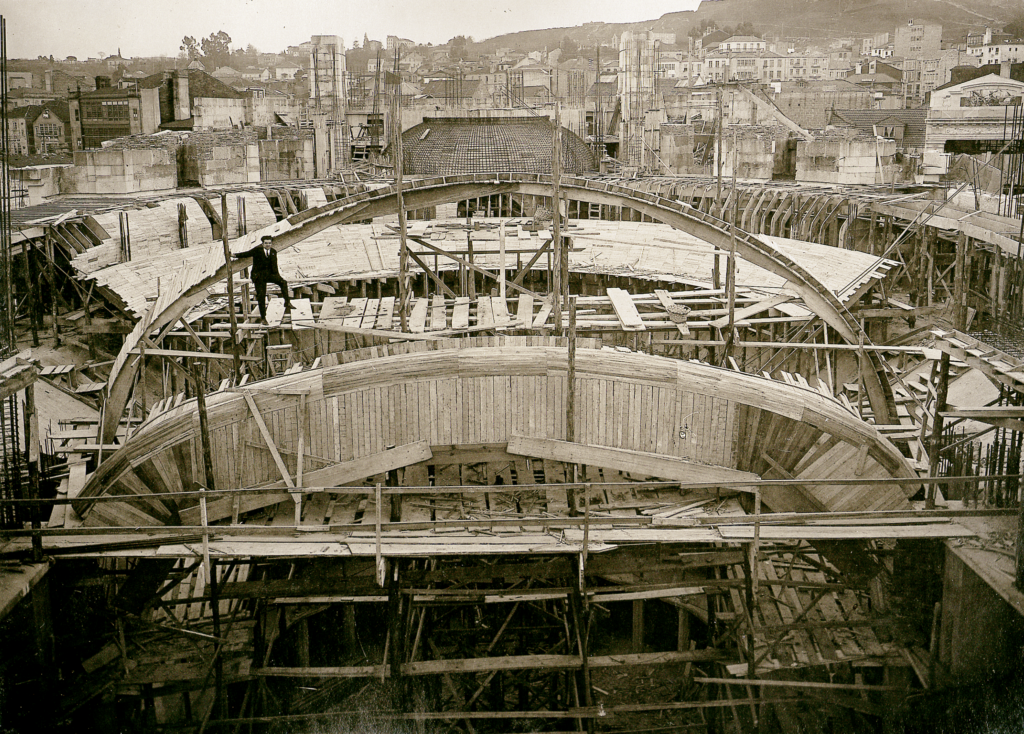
[[95, 75, 111, 88], [1000, 61, 1012, 78], [172, 70, 190, 121]]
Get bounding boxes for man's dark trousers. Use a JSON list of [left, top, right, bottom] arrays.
[[237, 246, 291, 320], [253, 275, 290, 320]]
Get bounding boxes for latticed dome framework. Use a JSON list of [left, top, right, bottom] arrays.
[[401, 117, 597, 176]]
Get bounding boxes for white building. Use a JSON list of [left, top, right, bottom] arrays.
[[925, 74, 1024, 153], [980, 43, 1024, 65], [719, 36, 767, 53]]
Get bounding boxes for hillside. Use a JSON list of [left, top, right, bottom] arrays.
[[474, 0, 1020, 54]]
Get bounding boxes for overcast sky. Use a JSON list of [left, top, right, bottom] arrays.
[[1, 0, 702, 60]]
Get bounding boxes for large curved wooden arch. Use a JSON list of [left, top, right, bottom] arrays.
[[100, 173, 896, 443], [81, 343, 916, 527]]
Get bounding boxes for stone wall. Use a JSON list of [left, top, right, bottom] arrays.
[[259, 129, 315, 181], [180, 129, 260, 187], [67, 147, 177, 194], [796, 133, 896, 185], [772, 86, 872, 129]]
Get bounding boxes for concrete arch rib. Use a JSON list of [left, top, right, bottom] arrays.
[[100, 173, 895, 443]]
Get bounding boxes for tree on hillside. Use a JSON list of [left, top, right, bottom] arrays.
[[560, 35, 579, 57], [180, 36, 200, 61], [688, 19, 718, 38], [200, 31, 233, 70], [735, 21, 759, 37], [448, 35, 473, 61]]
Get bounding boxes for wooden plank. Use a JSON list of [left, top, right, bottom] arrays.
[[409, 298, 429, 333], [429, 295, 447, 332], [710, 294, 793, 329], [477, 297, 494, 329], [342, 298, 368, 329], [265, 298, 287, 328], [492, 297, 512, 328], [653, 289, 689, 335], [180, 441, 433, 524], [515, 294, 533, 328], [359, 299, 380, 330], [452, 297, 470, 330], [128, 348, 260, 362], [719, 524, 974, 540], [508, 435, 759, 487], [375, 297, 395, 330], [256, 650, 721, 679], [289, 298, 315, 330], [533, 298, 553, 329], [607, 288, 646, 331], [318, 297, 350, 326]]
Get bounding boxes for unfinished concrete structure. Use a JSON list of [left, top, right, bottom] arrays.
[[3, 57, 1024, 732]]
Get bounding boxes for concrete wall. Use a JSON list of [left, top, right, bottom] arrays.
[[716, 127, 790, 180], [938, 547, 1024, 686], [259, 137, 314, 181], [140, 88, 163, 135], [659, 123, 697, 174], [192, 97, 247, 130], [796, 135, 896, 185], [67, 148, 177, 194], [9, 164, 71, 207], [246, 96, 301, 128]]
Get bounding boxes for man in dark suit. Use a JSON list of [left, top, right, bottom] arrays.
[[235, 234, 292, 323]]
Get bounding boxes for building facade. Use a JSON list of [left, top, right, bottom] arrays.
[[924, 73, 1024, 153], [68, 77, 160, 150], [894, 22, 942, 59]]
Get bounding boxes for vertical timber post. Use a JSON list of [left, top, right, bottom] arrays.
[[552, 102, 563, 332], [926, 352, 950, 510], [953, 232, 968, 331], [222, 194, 242, 383], [25, 382, 42, 561], [566, 296, 577, 516], [393, 66, 409, 332]]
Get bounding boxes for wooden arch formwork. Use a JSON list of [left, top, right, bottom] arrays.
[[77, 342, 916, 529], [64, 339, 928, 732], [99, 172, 899, 446]]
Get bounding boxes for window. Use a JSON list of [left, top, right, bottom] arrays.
[[103, 100, 129, 120]]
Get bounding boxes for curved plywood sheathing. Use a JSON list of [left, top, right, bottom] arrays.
[[80, 344, 916, 528], [100, 173, 897, 444]]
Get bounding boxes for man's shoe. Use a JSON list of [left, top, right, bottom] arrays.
[[284, 301, 293, 311], [259, 317, 269, 325]]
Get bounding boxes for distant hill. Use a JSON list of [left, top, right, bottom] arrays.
[[474, 0, 1020, 54]]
